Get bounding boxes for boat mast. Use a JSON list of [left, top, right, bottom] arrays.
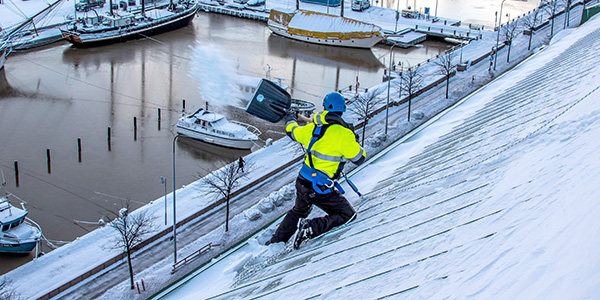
[[3, 0, 63, 41]]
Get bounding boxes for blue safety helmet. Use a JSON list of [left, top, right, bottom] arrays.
[[323, 92, 346, 113]]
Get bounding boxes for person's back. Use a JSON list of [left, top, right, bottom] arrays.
[[268, 92, 366, 248]]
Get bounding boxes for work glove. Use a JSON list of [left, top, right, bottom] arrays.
[[284, 109, 298, 123]]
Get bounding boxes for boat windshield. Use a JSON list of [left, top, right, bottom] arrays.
[[1, 218, 24, 231]]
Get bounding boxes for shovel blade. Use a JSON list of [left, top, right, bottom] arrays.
[[245, 79, 292, 123]]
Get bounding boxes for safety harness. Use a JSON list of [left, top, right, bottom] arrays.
[[298, 123, 362, 196]]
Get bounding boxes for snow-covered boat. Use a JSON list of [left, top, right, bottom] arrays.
[[267, 9, 383, 49], [176, 108, 261, 149], [60, 0, 199, 47], [0, 183, 42, 254]]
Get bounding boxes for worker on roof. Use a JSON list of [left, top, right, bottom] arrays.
[[267, 92, 366, 249]]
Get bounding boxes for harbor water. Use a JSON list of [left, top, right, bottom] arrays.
[[0, 0, 538, 273]]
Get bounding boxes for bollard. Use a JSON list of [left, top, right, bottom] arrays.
[[14, 160, 19, 187], [136, 282, 140, 293], [47, 149, 51, 174], [141, 279, 146, 291]]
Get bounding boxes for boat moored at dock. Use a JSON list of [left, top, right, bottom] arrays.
[[267, 9, 383, 49], [176, 108, 261, 149], [0, 183, 42, 254], [60, 0, 200, 47]]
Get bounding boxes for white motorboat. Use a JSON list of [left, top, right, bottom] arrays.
[[176, 108, 260, 149], [268, 9, 383, 49], [0, 183, 42, 254]]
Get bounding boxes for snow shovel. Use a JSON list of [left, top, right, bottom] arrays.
[[246, 79, 312, 123]]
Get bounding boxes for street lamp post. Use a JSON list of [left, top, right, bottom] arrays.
[[171, 134, 181, 265], [160, 176, 167, 226], [395, 0, 400, 32], [494, 0, 508, 71], [385, 44, 395, 136]]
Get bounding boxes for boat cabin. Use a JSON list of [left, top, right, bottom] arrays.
[[0, 198, 28, 232]]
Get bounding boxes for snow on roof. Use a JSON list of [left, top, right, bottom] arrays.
[[289, 10, 381, 33], [157, 14, 600, 300]]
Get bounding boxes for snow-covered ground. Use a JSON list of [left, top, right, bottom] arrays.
[[154, 13, 600, 300]]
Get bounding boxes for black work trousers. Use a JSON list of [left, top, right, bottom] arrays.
[[271, 176, 356, 243]]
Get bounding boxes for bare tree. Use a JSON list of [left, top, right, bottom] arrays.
[[543, 0, 563, 36], [347, 89, 385, 145], [434, 50, 458, 99], [106, 200, 155, 290], [202, 159, 250, 232], [522, 8, 543, 50], [563, 0, 572, 28], [397, 66, 423, 122], [501, 20, 521, 63], [0, 277, 20, 300]]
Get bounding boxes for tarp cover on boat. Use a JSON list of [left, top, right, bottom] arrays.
[[269, 9, 381, 40]]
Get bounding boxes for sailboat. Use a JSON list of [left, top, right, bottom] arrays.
[[60, 0, 200, 47], [268, 9, 383, 49], [0, 0, 66, 68]]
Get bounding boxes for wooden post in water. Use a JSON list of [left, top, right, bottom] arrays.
[[182, 99, 186, 111], [77, 137, 82, 162], [46, 148, 51, 174], [14, 160, 19, 187], [134, 117, 137, 141], [158, 108, 161, 131], [107, 127, 112, 151]]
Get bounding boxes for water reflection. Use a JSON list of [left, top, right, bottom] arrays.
[[177, 136, 250, 162], [0, 68, 8, 94], [267, 34, 384, 70]]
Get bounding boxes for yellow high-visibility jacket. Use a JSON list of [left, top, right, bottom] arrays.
[[286, 111, 366, 179]]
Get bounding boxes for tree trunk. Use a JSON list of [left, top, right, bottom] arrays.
[[226, 197, 230, 232], [361, 121, 367, 146], [407, 96, 412, 122], [528, 34, 532, 50], [445, 76, 449, 99], [507, 44, 512, 63], [127, 250, 134, 290]]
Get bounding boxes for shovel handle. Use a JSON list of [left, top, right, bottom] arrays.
[[297, 114, 312, 123]]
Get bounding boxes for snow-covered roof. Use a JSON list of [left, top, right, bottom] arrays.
[[157, 14, 600, 300]]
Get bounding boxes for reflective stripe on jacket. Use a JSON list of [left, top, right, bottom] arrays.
[[286, 111, 366, 179]]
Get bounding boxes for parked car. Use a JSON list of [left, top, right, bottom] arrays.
[[351, 0, 369, 11], [75, 0, 106, 12]]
